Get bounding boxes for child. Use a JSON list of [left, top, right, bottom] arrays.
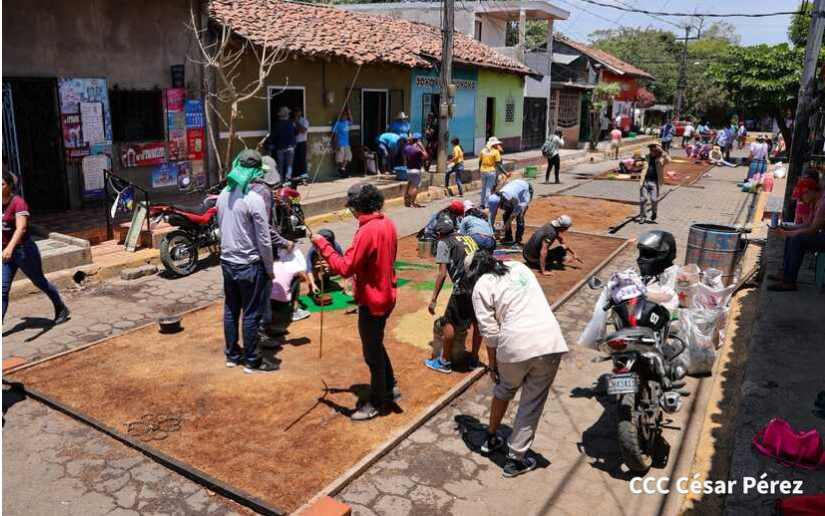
[[445, 137, 464, 196], [265, 246, 316, 341]]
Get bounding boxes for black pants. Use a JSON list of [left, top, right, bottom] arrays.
[[358, 306, 396, 407], [502, 204, 528, 244], [524, 246, 567, 270], [294, 141, 308, 177], [545, 155, 560, 183], [662, 140, 672, 152]]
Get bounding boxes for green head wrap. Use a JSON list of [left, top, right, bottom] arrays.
[[225, 155, 264, 194]]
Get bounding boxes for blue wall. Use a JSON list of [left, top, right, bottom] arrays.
[[410, 66, 478, 155]]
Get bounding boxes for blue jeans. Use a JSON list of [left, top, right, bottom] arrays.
[[446, 164, 464, 194], [470, 233, 496, 251], [222, 260, 269, 366], [276, 147, 295, 181], [480, 172, 497, 209], [2, 238, 65, 319], [783, 231, 825, 283]]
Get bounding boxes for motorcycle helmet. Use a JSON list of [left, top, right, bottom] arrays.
[[636, 230, 676, 278]]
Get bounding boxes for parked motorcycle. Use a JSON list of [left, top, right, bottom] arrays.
[[585, 231, 688, 473]]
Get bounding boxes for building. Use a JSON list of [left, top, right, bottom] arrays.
[[208, 0, 531, 177], [2, 0, 208, 215], [343, 1, 569, 152]]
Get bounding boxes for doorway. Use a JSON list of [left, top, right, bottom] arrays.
[[485, 97, 495, 142], [268, 86, 305, 133], [522, 97, 547, 149], [362, 89, 387, 150], [2, 78, 68, 212]]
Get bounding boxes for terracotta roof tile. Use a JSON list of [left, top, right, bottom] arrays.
[[209, 0, 530, 74], [556, 34, 654, 80]]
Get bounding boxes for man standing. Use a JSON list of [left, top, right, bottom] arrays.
[[217, 150, 277, 373], [495, 178, 533, 245], [659, 119, 675, 153], [267, 107, 296, 182], [332, 108, 353, 178], [310, 183, 399, 420], [541, 129, 564, 184], [522, 215, 582, 276], [293, 108, 310, 180], [425, 221, 482, 374], [639, 143, 671, 224], [681, 120, 695, 148]]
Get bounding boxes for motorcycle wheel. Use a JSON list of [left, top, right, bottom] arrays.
[[160, 230, 199, 277], [617, 392, 654, 473]]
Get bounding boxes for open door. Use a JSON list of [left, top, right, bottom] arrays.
[[362, 90, 387, 150], [485, 97, 495, 142]]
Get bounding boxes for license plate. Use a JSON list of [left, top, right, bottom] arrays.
[[607, 373, 638, 395]]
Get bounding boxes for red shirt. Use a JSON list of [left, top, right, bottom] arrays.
[[315, 213, 398, 316], [2, 195, 30, 248]]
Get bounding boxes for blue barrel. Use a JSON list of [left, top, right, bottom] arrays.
[[685, 224, 744, 285]]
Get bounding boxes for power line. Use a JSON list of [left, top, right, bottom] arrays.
[[575, 0, 801, 18]]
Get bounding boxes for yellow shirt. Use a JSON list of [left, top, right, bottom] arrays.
[[450, 145, 464, 166], [479, 146, 501, 173]]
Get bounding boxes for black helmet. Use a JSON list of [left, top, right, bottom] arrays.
[[637, 230, 676, 277]]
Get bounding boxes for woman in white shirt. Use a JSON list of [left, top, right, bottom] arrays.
[[746, 135, 769, 182], [467, 251, 568, 477]]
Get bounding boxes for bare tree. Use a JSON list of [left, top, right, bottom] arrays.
[[188, 6, 287, 178]]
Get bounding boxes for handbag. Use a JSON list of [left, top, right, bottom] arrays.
[[752, 418, 825, 470]]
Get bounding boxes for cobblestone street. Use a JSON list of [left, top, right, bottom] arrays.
[[4, 157, 757, 515]]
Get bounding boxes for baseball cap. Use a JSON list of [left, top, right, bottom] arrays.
[[448, 200, 465, 215], [552, 214, 573, 229], [237, 149, 269, 170], [434, 220, 455, 236]]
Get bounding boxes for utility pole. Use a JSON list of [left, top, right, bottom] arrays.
[[784, 0, 825, 221], [674, 21, 701, 118], [437, 0, 454, 177]]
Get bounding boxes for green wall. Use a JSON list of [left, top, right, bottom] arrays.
[[475, 69, 525, 152]]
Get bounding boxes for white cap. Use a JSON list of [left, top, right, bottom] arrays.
[[487, 136, 503, 147], [552, 214, 573, 229], [396, 112, 409, 120]]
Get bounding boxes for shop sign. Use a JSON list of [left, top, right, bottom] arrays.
[[415, 77, 476, 90], [120, 141, 167, 168], [186, 128, 205, 161], [151, 162, 179, 188]]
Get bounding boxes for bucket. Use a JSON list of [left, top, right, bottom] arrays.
[[524, 165, 538, 179], [685, 224, 745, 285], [394, 166, 408, 181]]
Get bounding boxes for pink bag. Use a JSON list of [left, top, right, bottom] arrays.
[[752, 418, 825, 470]]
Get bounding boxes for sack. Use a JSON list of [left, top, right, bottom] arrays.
[[676, 264, 701, 308], [753, 418, 825, 470], [775, 494, 825, 515]]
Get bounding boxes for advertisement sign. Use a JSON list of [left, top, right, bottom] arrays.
[[120, 142, 167, 168], [185, 99, 205, 129], [165, 88, 187, 161], [151, 162, 179, 188], [165, 88, 186, 112], [58, 78, 112, 143], [61, 113, 84, 149], [186, 128, 205, 161], [192, 160, 207, 189], [81, 154, 110, 199], [177, 161, 192, 191]]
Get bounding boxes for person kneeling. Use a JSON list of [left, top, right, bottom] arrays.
[[522, 215, 582, 276], [262, 246, 316, 346], [466, 251, 569, 477]]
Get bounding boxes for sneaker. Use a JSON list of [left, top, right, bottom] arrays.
[[243, 361, 280, 374], [480, 433, 505, 455], [467, 356, 481, 370], [387, 385, 402, 403], [292, 308, 311, 322], [425, 357, 452, 374], [53, 306, 71, 325], [351, 402, 379, 421], [502, 456, 537, 478], [225, 360, 240, 368]]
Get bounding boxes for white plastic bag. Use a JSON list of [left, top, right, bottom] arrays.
[[578, 288, 609, 350], [702, 268, 725, 289], [675, 264, 701, 308], [693, 282, 736, 310], [773, 165, 787, 179], [679, 308, 720, 375]]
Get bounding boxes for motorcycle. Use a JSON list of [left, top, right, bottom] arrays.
[[149, 186, 221, 277], [587, 273, 688, 473]]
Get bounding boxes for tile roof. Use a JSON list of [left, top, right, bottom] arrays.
[[209, 0, 531, 75], [555, 34, 654, 80]]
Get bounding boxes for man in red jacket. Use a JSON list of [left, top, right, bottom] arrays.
[[310, 182, 399, 421]]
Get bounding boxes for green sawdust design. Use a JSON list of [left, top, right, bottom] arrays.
[[409, 280, 453, 292], [395, 260, 435, 271], [298, 291, 355, 313]]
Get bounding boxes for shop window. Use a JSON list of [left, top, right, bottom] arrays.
[[505, 101, 516, 124], [109, 88, 163, 142], [557, 92, 580, 128]]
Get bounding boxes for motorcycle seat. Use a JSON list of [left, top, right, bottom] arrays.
[[604, 327, 656, 342], [173, 202, 212, 215]]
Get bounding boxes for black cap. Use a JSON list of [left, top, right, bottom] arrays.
[[346, 182, 369, 208], [434, 220, 455, 236], [237, 149, 265, 169], [318, 229, 336, 244]]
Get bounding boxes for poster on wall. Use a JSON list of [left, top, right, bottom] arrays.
[[80, 101, 105, 144], [61, 113, 84, 149], [192, 160, 207, 189], [58, 78, 112, 144], [151, 162, 179, 188], [186, 128, 205, 161], [81, 154, 110, 199], [164, 88, 187, 161], [120, 142, 167, 168], [177, 161, 192, 191], [185, 99, 205, 128]]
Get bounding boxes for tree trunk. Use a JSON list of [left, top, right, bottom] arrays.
[[589, 111, 600, 151], [222, 102, 238, 178]]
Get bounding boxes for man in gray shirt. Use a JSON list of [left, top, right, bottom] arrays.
[[217, 150, 278, 373]]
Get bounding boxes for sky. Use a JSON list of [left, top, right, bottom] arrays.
[[548, 0, 800, 45]]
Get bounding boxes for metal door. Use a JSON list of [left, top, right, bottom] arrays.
[[522, 97, 547, 150]]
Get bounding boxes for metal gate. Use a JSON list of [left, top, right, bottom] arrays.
[[522, 97, 547, 150]]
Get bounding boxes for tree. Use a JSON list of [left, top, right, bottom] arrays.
[[188, 9, 287, 178], [789, 1, 824, 48], [588, 82, 620, 150]]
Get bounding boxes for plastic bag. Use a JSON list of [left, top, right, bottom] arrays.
[[676, 264, 701, 308], [578, 288, 610, 349], [693, 281, 736, 310], [774, 165, 787, 179], [678, 308, 720, 375], [702, 268, 725, 289]]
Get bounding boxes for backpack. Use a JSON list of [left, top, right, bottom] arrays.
[[541, 140, 554, 158]]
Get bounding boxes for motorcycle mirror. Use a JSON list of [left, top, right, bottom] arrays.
[[587, 276, 603, 290]]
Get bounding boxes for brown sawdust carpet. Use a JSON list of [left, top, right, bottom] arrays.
[[593, 159, 713, 186], [9, 233, 625, 512], [524, 195, 637, 232]]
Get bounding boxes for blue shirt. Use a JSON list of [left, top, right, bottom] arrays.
[[459, 215, 494, 237], [389, 120, 410, 136], [271, 120, 296, 150], [332, 120, 351, 147], [377, 132, 402, 152], [660, 124, 675, 142], [499, 179, 532, 212]]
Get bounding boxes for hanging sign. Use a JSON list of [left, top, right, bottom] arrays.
[[120, 141, 167, 168]]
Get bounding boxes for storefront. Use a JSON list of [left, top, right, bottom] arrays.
[[410, 67, 478, 155], [476, 69, 525, 153]]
